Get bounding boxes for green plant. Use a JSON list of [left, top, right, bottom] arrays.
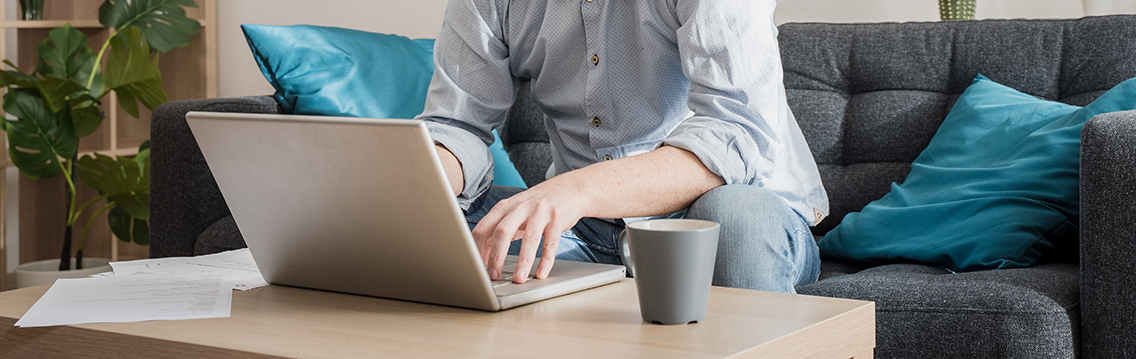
[[0, 0, 201, 270], [939, 0, 977, 20]]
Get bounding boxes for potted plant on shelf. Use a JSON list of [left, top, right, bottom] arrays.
[[939, 0, 977, 20], [1, 0, 201, 287]]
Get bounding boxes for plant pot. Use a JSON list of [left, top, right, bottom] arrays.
[[939, 0, 977, 20], [15, 258, 112, 288]]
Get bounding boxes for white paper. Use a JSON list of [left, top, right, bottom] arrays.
[[14, 273, 233, 328], [90, 271, 115, 278], [110, 249, 268, 291]]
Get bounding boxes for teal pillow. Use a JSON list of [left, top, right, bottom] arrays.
[[818, 74, 1136, 271], [488, 129, 526, 188], [241, 24, 526, 188]]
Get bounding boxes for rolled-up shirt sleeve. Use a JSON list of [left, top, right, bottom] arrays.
[[416, 0, 515, 211], [662, 0, 787, 186]]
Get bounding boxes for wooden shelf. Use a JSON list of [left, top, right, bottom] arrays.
[[0, 20, 207, 30], [0, 20, 103, 29]]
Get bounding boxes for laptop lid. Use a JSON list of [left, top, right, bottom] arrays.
[[186, 112, 502, 311]]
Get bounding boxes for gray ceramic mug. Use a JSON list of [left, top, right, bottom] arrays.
[[618, 219, 720, 325]]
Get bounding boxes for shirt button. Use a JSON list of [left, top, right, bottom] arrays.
[[590, 54, 599, 65], [603, 155, 613, 161], [586, 0, 594, 2], [591, 117, 601, 127]]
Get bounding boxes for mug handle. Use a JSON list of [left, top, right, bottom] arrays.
[[618, 229, 634, 277]]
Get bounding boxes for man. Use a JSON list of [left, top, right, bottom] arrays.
[[416, 0, 828, 293]]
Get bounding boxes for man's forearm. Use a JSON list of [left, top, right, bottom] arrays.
[[435, 144, 464, 196], [548, 145, 725, 219]]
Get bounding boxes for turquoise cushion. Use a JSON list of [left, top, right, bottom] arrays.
[[488, 129, 526, 189], [818, 74, 1136, 271], [241, 24, 526, 188]]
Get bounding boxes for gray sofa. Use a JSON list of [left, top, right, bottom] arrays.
[[150, 16, 1136, 358]]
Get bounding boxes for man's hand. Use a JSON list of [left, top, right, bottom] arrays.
[[471, 176, 589, 283], [471, 145, 724, 284]]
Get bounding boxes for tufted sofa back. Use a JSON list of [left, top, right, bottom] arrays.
[[499, 16, 1136, 234]]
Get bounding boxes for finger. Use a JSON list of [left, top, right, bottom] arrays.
[[536, 215, 576, 279], [513, 206, 551, 284], [486, 205, 528, 280], [534, 224, 561, 279], [472, 198, 515, 265]]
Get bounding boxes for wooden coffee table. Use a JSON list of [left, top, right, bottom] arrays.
[[0, 279, 874, 358]]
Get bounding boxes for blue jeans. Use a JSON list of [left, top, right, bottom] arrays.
[[465, 185, 820, 293]]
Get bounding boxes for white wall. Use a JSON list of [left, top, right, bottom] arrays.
[[216, 0, 1135, 97]]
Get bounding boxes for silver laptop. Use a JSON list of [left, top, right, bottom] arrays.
[[186, 111, 625, 311]]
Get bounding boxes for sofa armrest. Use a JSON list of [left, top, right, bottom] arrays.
[[1080, 109, 1136, 358], [150, 96, 283, 258]]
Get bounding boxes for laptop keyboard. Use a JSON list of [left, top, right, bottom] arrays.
[[490, 258, 534, 287]]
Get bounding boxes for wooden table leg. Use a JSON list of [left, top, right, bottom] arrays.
[[852, 349, 874, 359]]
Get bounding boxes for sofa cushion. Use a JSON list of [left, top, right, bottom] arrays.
[[814, 258, 866, 281], [818, 75, 1136, 272], [242, 24, 435, 119], [799, 262, 1080, 359], [240, 24, 526, 188], [193, 215, 247, 256], [779, 17, 1136, 236]]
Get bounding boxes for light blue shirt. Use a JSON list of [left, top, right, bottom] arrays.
[[416, 0, 829, 226]]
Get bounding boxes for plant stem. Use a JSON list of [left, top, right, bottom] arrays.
[[64, 155, 79, 226], [59, 224, 72, 271], [76, 202, 114, 258], [85, 0, 171, 91], [86, 29, 120, 91], [58, 153, 78, 271], [72, 193, 110, 225]]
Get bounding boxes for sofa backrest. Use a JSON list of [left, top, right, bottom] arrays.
[[781, 15, 1136, 234], [499, 15, 1136, 234]]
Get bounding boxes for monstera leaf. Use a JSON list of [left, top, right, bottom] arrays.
[[108, 207, 149, 245], [5, 27, 105, 138], [3, 66, 103, 139], [104, 27, 167, 118], [99, 0, 200, 53], [2, 60, 41, 88], [36, 75, 86, 113], [69, 101, 103, 138], [35, 25, 99, 90], [76, 145, 150, 244], [1, 89, 78, 179]]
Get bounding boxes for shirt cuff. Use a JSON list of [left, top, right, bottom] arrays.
[[661, 117, 766, 186], [424, 121, 495, 211]]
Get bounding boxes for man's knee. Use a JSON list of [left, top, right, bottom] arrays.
[[688, 185, 806, 291], [687, 185, 798, 254], [688, 185, 789, 225]]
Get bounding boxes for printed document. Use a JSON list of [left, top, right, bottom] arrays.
[[109, 248, 268, 291], [14, 272, 233, 328]]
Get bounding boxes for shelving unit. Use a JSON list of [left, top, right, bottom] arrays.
[[1, 0, 216, 288]]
